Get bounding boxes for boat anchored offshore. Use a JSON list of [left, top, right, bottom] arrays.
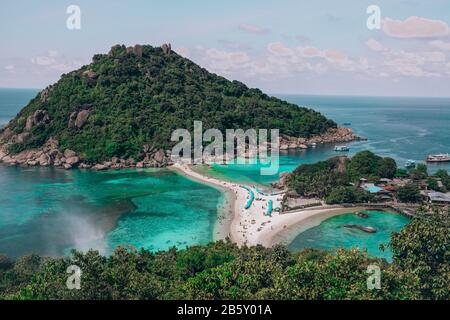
[[404, 159, 416, 168], [334, 145, 349, 152], [344, 224, 376, 233], [426, 153, 450, 163]]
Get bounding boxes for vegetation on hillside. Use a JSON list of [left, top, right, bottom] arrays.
[[1, 44, 336, 163], [285, 150, 397, 201], [0, 209, 447, 300]]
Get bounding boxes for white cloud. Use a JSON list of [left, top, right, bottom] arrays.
[[30, 50, 83, 72], [366, 39, 385, 52], [267, 42, 293, 56], [324, 49, 346, 61], [382, 16, 450, 38], [31, 55, 56, 66], [5, 65, 15, 71], [300, 46, 322, 58], [423, 51, 446, 63], [175, 47, 190, 58], [238, 23, 269, 34], [429, 40, 450, 51]]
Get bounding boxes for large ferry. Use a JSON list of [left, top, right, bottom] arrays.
[[426, 153, 450, 163]]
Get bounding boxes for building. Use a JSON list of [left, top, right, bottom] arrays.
[[428, 191, 450, 204], [361, 183, 384, 194]]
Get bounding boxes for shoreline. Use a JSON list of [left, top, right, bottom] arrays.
[[170, 163, 371, 248], [169, 165, 236, 242]]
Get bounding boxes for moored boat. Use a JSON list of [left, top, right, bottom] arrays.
[[426, 153, 450, 163], [334, 145, 349, 152], [344, 224, 376, 233], [404, 159, 416, 168]]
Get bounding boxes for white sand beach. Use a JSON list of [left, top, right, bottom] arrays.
[[170, 163, 364, 247]]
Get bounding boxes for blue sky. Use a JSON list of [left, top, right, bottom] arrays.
[[1, 0, 450, 96]]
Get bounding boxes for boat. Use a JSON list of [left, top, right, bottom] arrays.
[[344, 224, 376, 233], [404, 160, 416, 168], [354, 211, 369, 218], [426, 153, 450, 163], [334, 146, 349, 152]]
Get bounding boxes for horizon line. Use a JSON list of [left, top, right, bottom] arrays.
[[1, 87, 450, 100]]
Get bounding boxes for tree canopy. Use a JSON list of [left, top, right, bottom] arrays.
[[286, 150, 397, 199], [1, 209, 447, 300]]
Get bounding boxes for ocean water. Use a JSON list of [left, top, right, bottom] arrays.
[[0, 88, 38, 127], [1, 89, 447, 259], [288, 211, 410, 261], [0, 166, 222, 258], [199, 95, 450, 186]]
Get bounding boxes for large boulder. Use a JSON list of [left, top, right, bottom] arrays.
[[13, 132, 30, 144], [64, 149, 77, 158], [161, 43, 171, 55], [25, 110, 50, 131], [40, 86, 52, 103], [75, 110, 90, 128], [65, 156, 80, 166], [38, 153, 51, 166], [82, 70, 98, 85], [153, 149, 166, 163]]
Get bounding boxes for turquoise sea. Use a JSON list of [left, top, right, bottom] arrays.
[[201, 95, 450, 186], [1, 88, 448, 258], [287, 211, 410, 261], [0, 166, 223, 258]]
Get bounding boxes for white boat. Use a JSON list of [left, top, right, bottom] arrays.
[[404, 160, 416, 168], [334, 146, 349, 152], [426, 153, 450, 163]]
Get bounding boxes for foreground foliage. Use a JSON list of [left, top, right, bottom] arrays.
[[0, 211, 448, 300]]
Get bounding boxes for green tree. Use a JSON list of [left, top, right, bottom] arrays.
[[397, 184, 421, 203], [390, 209, 449, 299], [325, 186, 373, 204], [409, 163, 428, 180], [377, 157, 397, 179]]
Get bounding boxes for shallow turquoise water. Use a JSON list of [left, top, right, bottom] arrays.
[[0, 89, 445, 259], [200, 95, 450, 186], [288, 211, 410, 261], [0, 166, 222, 258]]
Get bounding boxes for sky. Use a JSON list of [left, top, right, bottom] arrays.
[[1, 0, 450, 97]]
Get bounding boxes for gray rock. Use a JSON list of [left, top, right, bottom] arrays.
[[154, 149, 165, 163], [134, 44, 143, 58], [25, 110, 50, 131], [66, 156, 80, 166], [75, 110, 90, 128], [64, 149, 77, 158], [40, 86, 51, 103], [93, 164, 107, 171], [161, 43, 171, 55], [38, 153, 51, 166]]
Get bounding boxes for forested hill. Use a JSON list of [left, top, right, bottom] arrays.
[[0, 44, 336, 164]]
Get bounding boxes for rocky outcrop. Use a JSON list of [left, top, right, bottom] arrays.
[[25, 110, 51, 131], [40, 86, 52, 103], [280, 127, 360, 150], [82, 70, 98, 85], [0, 138, 171, 171], [68, 109, 90, 129], [126, 44, 143, 58], [161, 43, 171, 55]]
